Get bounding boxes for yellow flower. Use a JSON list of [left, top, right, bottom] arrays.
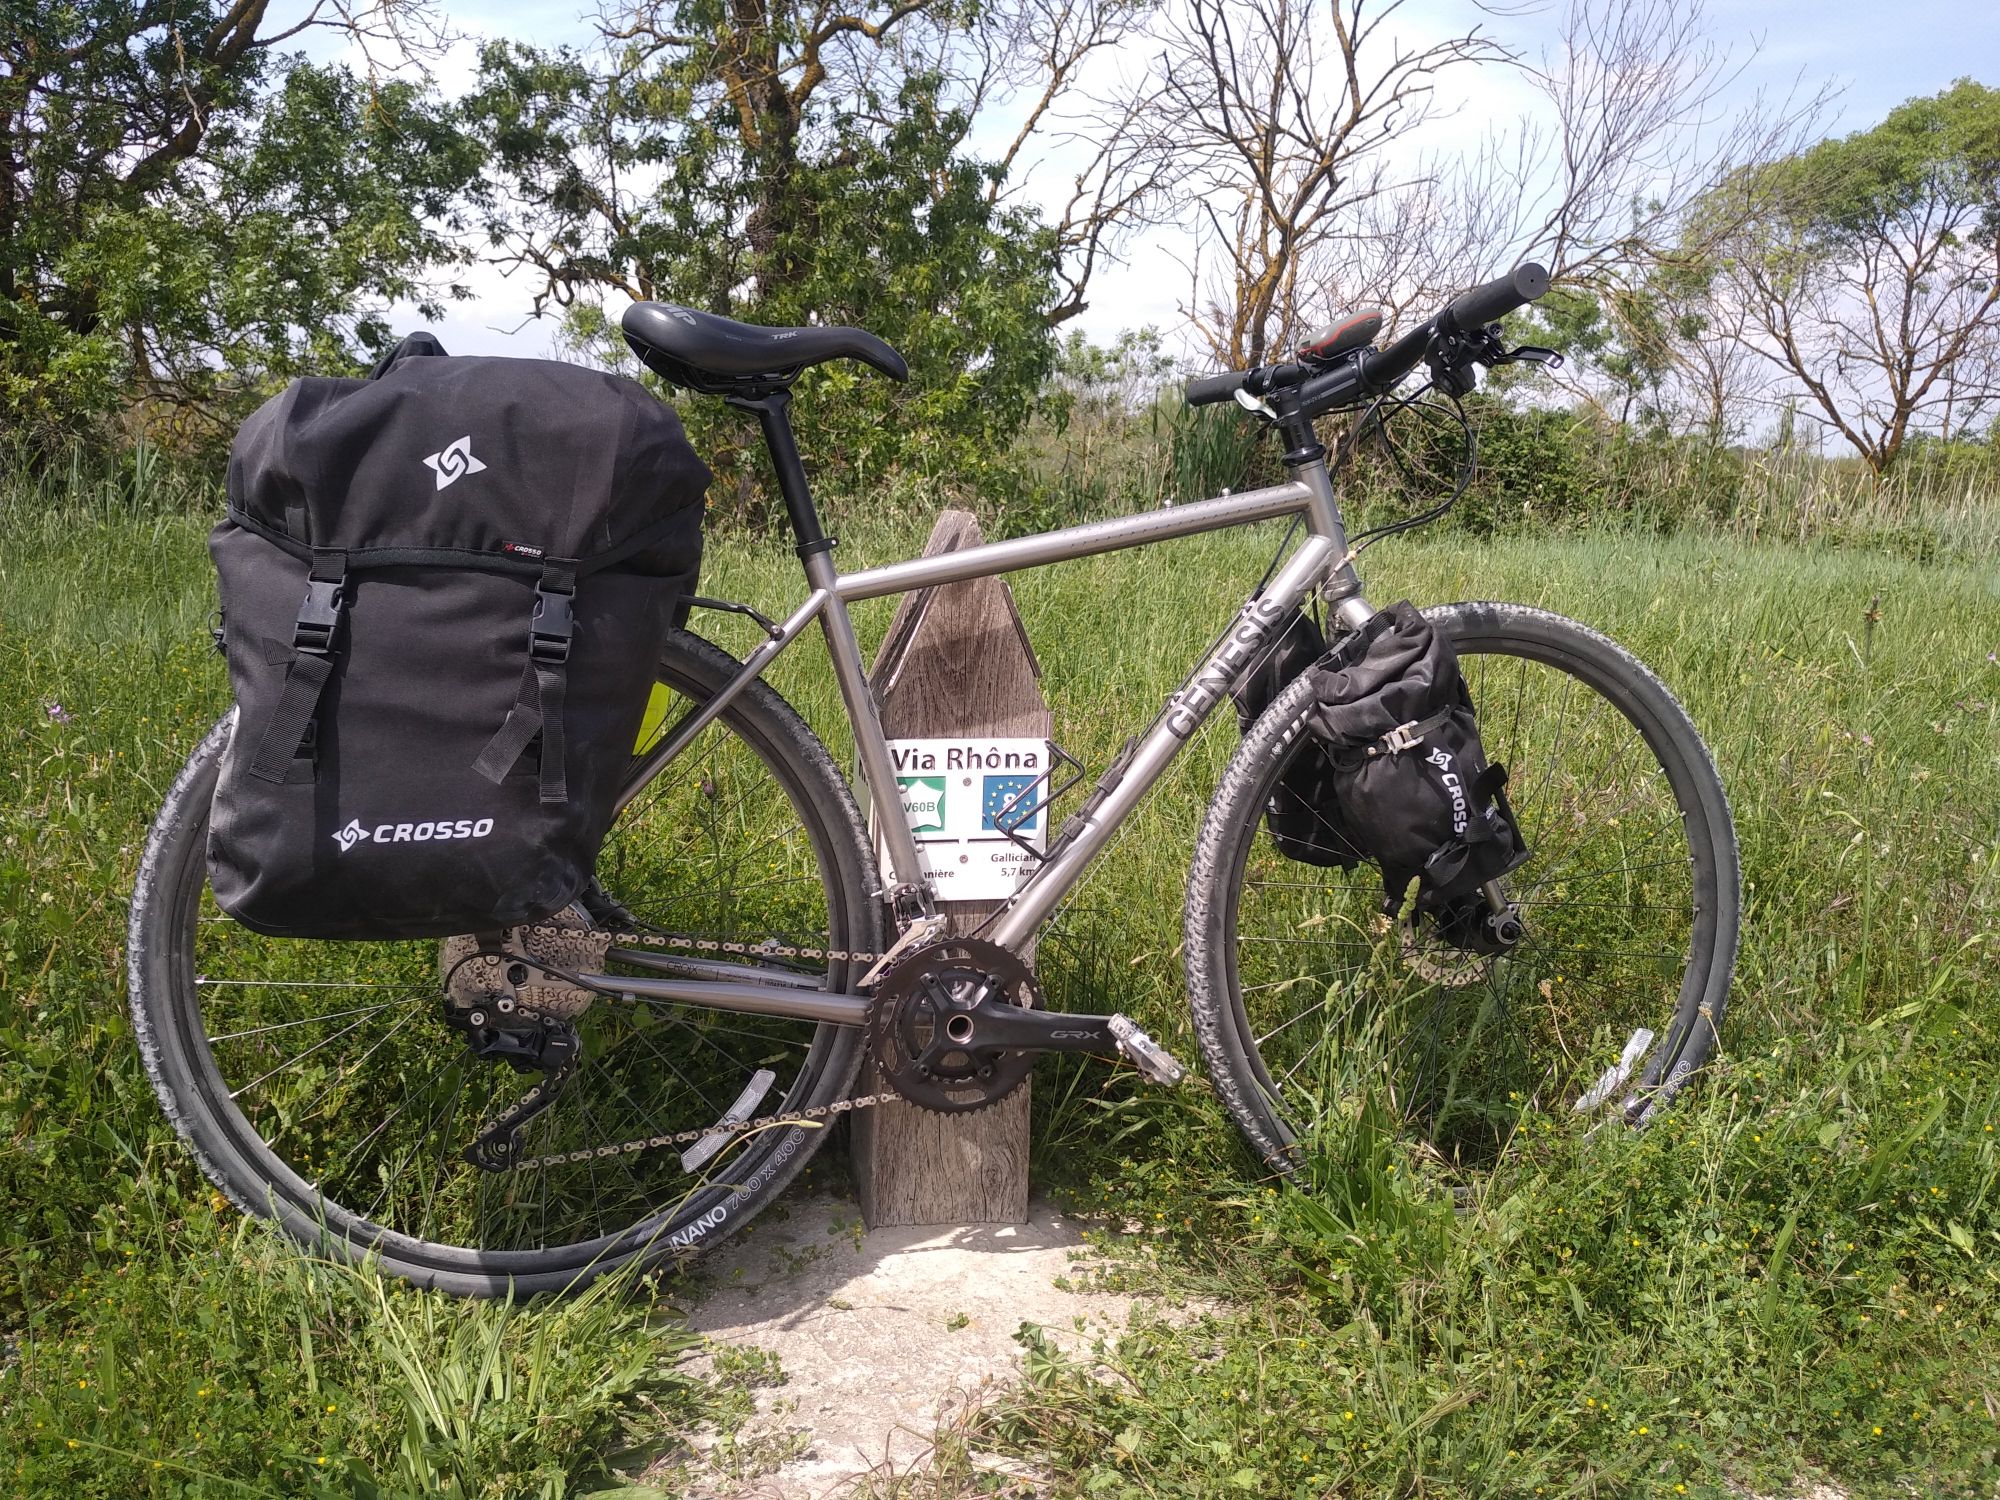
[[1637, 1425, 1649, 1435], [76, 1379, 87, 1389], [317, 1457, 329, 1466], [67, 1440, 79, 1450], [1873, 1426, 1884, 1436], [1343, 1411, 1354, 1421]]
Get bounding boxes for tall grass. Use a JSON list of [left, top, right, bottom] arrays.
[[4, 452, 1998, 1496]]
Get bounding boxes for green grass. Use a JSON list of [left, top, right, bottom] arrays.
[[3, 475, 1998, 1496]]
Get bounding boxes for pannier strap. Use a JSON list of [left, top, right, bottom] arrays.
[[1366, 705, 1458, 758], [473, 563, 577, 804], [247, 551, 347, 784]]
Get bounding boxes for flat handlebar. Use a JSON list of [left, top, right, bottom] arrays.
[[1183, 262, 1550, 411], [1184, 369, 1252, 407]]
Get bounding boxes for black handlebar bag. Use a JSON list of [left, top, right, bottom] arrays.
[[207, 341, 709, 939]]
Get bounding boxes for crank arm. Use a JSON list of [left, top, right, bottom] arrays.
[[953, 999, 1187, 1086], [957, 999, 1121, 1056]]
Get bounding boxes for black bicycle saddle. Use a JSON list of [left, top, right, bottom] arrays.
[[622, 302, 909, 390]]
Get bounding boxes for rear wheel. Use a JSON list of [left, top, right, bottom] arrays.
[[1187, 602, 1740, 1174], [128, 630, 881, 1296]]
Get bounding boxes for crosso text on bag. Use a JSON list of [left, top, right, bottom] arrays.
[[206, 336, 709, 939]]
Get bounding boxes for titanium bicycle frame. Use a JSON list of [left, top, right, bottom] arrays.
[[598, 439, 1378, 1028]]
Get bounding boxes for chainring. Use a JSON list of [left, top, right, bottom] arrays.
[[865, 937, 1040, 1114]]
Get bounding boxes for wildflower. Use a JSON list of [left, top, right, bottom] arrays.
[[44, 701, 73, 724], [1343, 1411, 1354, 1421], [76, 1379, 87, 1389], [1637, 1425, 1649, 1435], [1873, 1426, 1883, 1436], [317, 1457, 329, 1466]]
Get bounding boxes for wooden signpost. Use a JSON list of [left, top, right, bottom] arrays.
[[851, 509, 1044, 1228]]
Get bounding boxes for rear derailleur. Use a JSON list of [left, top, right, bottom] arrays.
[[867, 937, 1186, 1114], [440, 921, 604, 1172]]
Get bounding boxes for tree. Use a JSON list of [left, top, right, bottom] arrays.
[[1706, 79, 2000, 473], [0, 0, 479, 449], [467, 0, 1148, 509], [1151, 0, 1506, 369]]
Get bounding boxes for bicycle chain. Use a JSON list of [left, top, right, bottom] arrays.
[[494, 920, 896, 1172], [510, 1089, 904, 1171], [518, 920, 884, 967]]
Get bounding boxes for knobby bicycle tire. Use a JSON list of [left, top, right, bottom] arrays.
[[128, 629, 882, 1297]]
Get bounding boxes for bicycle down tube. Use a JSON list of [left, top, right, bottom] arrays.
[[606, 464, 1373, 1024]]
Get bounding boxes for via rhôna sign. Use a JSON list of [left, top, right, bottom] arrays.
[[877, 737, 1051, 902]]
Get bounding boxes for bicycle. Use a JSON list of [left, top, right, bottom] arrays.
[[127, 263, 1741, 1296]]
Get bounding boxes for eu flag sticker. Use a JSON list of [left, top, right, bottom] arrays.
[[982, 774, 1040, 834]]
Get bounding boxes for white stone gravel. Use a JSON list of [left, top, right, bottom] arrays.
[[663, 1195, 1137, 1499]]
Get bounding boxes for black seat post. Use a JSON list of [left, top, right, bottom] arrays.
[[728, 390, 833, 558]]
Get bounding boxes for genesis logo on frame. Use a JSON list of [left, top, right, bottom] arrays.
[[332, 816, 495, 853]]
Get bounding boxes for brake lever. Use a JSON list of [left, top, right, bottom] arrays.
[[1489, 343, 1564, 370], [1233, 386, 1278, 421]]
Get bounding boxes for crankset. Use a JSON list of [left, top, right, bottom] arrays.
[[867, 937, 1185, 1114]]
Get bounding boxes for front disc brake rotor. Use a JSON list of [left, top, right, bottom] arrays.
[[866, 937, 1039, 1114]]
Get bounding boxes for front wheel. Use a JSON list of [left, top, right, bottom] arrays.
[[128, 630, 883, 1297], [1187, 602, 1740, 1174]]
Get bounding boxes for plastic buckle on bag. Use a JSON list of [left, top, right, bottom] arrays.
[[1378, 720, 1426, 755], [293, 579, 343, 655], [530, 585, 575, 666]]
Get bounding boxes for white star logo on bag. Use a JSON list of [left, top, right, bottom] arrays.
[[422, 435, 488, 490], [331, 818, 369, 852]]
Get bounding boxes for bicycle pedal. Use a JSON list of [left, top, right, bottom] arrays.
[[1107, 1015, 1186, 1087]]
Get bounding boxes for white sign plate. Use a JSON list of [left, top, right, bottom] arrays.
[[875, 736, 1051, 902]]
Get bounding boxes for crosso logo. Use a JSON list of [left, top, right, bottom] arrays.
[[1425, 747, 1469, 835], [421, 435, 488, 490], [330, 816, 495, 854]]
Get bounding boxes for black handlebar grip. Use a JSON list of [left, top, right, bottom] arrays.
[[1445, 263, 1550, 331], [1184, 369, 1251, 407]]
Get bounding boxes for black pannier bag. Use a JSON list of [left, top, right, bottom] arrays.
[[207, 338, 709, 940], [1306, 601, 1531, 924], [1231, 606, 1364, 867]]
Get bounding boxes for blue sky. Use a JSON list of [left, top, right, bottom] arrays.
[[370, 0, 1999, 358]]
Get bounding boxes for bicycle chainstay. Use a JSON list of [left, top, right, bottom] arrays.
[[479, 919, 896, 1173]]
